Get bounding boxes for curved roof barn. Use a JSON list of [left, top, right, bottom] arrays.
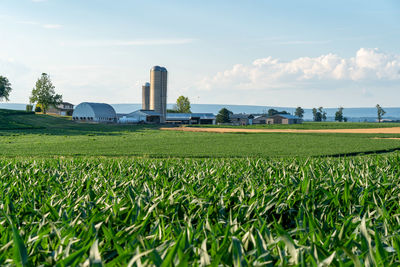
[[72, 102, 117, 122]]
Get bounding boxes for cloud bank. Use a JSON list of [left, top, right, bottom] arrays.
[[200, 48, 400, 91]]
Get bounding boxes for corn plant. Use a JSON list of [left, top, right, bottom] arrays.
[[0, 155, 400, 265]]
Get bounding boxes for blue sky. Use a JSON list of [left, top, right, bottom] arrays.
[[0, 0, 399, 107]]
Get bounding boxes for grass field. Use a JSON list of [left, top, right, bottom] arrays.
[[3, 130, 400, 158], [188, 121, 400, 129], [1, 156, 400, 266], [1, 111, 400, 157]]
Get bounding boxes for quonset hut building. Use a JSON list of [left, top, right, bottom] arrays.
[[72, 102, 117, 123]]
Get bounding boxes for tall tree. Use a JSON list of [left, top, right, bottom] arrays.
[[294, 107, 304, 118], [319, 107, 327, 121], [216, 108, 232, 123], [30, 73, 62, 114], [0, 76, 12, 102], [312, 108, 322, 122], [376, 104, 386, 123], [174, 96, 191, 113], [335, 107, 344, 122]]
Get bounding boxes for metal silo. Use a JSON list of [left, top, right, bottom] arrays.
[[142, 82, 150, 110], [150, 66, 167, 123]]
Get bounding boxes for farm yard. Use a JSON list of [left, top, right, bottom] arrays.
[[1, 110, 400, 265]]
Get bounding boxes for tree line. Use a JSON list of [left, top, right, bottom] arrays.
[[215, 106, 387, 123]]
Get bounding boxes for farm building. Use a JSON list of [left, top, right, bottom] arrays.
[[266, 114, 302, 124], [72, 102, 117, 123], [120, 110, 161, 124], [253, 114, 269, 124], [166, 113, 216, 124], [47, 102, 74, 116], [229, 114, 254, 125], [119, 111, 216, 124]]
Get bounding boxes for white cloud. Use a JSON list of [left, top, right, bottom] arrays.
[[200, 48, 400, 92], [60, 38, 195, 47], [43, 24, 62, 29]]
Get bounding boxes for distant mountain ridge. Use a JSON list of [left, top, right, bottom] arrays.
[[3, 103, 400, 122]]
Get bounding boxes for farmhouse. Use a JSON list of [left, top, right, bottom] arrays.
[[266, 114, 302, 124], [253, 114, 269, 124], [72, 102, 117, 123], [47, 102, 74, 116]]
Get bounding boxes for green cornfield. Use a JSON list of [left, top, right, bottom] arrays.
[[1, 156, 400, 266]]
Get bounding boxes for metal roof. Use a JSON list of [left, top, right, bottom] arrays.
[[166, 113, 215, 120], [151, 66, 167, 72], [127, 110, 161, 117], [254, 115, 268, 120], [269, 114, 301, 119], [74, 102, 117, 118], [61, 102, 74, 106]]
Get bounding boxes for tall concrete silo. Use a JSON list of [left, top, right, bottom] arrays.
[[142, 82, 150, 110], [150, 66, 167, 122]]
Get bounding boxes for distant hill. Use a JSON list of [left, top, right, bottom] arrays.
[[0, 103, 27, 111]]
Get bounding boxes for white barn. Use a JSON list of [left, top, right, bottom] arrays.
[[72, 102, 117, 123], [119, 110, 161, 124]]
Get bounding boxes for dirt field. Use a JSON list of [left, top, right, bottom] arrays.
[[161, 127, 400, 134]]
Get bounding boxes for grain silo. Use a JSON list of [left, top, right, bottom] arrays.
[[142, 82, 150, 110], [150, 66, 167, 122]]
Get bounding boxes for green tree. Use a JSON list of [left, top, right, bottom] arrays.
[[335, 107, 344, 122], [312, 108, 322, 122], [0, 76, 12, 101], [173, 96, 191, 113], [267, 108, 290, 116], [26, 104, 33, 112], [216, 108, 232, 123], [376, 104, 386, 123], [29, 73, 62, 114], [267, 109, 279, 116], [294, 107, 304, 118], [319, 107, 327, 121]]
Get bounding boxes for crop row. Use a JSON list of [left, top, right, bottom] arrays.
[[1, 156, 400, 266]]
